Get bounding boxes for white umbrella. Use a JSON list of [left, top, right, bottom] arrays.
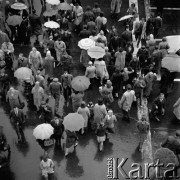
[[118, 15, 133, 22], [44, 21, 60, 29], [14, 67, 32, 80], [78, 38, 95, 50], [46, 0, 60, 5], [11, 3, 28, 10], [33, 123, 54, 140], [88, 46, 105, 59]]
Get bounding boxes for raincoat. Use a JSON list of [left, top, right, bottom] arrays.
[[77, 107, 90, 128], [111, 0, 122, 14]]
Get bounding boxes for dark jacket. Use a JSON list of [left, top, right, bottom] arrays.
[[49, 82, 62, 95], [10, 108, 25, 126], [154, 16, 162, 29]]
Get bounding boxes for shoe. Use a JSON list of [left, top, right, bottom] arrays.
[[155, 116, 160, 122]]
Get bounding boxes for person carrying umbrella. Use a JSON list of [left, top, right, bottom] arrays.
[[71, 90, 84, 112]]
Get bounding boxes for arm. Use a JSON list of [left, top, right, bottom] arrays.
[[118, 94, 125, 108]]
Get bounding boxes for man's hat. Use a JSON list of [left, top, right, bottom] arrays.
[[53, 78, 58, 82]]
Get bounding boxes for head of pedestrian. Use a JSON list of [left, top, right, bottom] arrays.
[[81, 101, 86, 108], [37, 70, 41, 75], [83, 25, 87, 30], [49, 36, 53, 40], [175, 130, 180, 137], [32, 9, 36, 14], [19, 53, 24, 58], [88, 61, 93, 66], [9, 87, 14, 92], [64, 70, 68, 76], [108, 109, 113, 116], [119, 47, 123, 52], [35, 81, 40, 87], [94, 2, 99, 8], [155, 45, 159, 50], [86, 6, 91, 11], [53, 78, 58, 82], [41, 101, 46, 107], [100, 12, 104, 17], [89, 17, 93, 22], [131, 3, 135, 8], [75, 3, 79, 7], [159, 93, 164, 102], [106, 80, 112, 88], [42, 152, 48, 162], [5, 1, 9, 4], [126, 84, 132, 91], [162, 37, 167, 42], [46, 51, 51, 57], [99, 30, 104, 36], [141, 116, 146, 121], [98, 98, 103, 105], [32, 47, 37, 53], [14, 105, 18, 110], [150, 34, 154, 40]]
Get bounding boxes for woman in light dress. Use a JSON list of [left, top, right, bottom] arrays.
[[94, 59, 109, 85], [73, 3, 83, 32], [173, 98, 180, 121], [40, 152, 54, 180], [31, 81, 44, 111], [77, 101, 90, 134], [28, 47, 43, 75]]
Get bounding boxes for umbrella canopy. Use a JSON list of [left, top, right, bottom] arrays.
[[14, 67, 32, 80], [118, 15, 133, 22], [6, 15, 22, 26], [58, 2, 72, 10], [43, 9, 58, 17], [162, 54, 180, 72], [46, 0, 60, 5], [63, 113, 85, 132], [44, 21, 60, 29], [78, 38, 95, 50], [33, 123, 54, 140], [154, 148, 177, 167], [11, 2, 28, 10], [71, 76, 90, 91], [166, 35, 180, 53], [88, 46, 105, 59]]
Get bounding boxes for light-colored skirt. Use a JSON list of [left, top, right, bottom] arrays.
[[97, 135, 106, 143]]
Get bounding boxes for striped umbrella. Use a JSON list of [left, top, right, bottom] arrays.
[[78, 38, 95, 50], [11, 3, 28, 10]]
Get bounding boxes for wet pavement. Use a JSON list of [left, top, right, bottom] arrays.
[[0, 0, 180, 180]]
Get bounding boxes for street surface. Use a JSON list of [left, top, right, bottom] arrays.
[[0, 0, 180, 180]]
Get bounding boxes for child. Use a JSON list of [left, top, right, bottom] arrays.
[[96, 121, 106, 151]]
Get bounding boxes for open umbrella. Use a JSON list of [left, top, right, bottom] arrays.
[[33, 123, 54, 140], [78, 38, 95, 50], [154, 148, 177, 167], [43, 9, 58, 17], [58, 2, 72, 10], [71, 76, 90, 91], [14, 67, 32, 80], [162, 54, 180, 72], [46, 0, 60, 5], [63, 113, 85, 132], [118, 15, 133, 22], [88, 46, 105, 59], [44, 21, 60, 29], [6, 15, 22, 26], [11, 3, 28, 10]]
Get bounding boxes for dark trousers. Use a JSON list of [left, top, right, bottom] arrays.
[[63, 86, 71, 101], [52, 93, 60, 113], [154, 28, 160, 38], [122, 109, 130, 120], [15, 124, 24, 141]]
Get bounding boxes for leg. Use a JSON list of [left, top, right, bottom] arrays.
[[99, 142, 103, 151]]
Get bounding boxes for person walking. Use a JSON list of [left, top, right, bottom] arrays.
[[96, 121, 106, 151], [10, 106, 25, 142], [111, 0, 122, 19], [118, 84, 136, 121], [54, 38, 67, 66], [40, 152, 55, 180], [6, 87, 23, 110], [154, 13, 162, 38], [28, 47, 43, 75], [71, 90, 84, 112], [31, 81, 44, 111], [115, 47, 126, 71], [93, 98, 107, 128], [136, 116, 150, 151], [85, 61, 96, 89], [49, 78, 62, 114], [61, 70, 73, 104], [77, 101, 90, 134]]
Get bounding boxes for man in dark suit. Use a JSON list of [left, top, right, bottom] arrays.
[[10, 106, 25, 142], [87, 17, 96, 35], [154, 13, 162, 38], [79, 25, 91, 39], [121, 25, 132, 48]]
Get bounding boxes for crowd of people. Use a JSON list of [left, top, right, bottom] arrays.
[[0, 0, 180, 179]]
